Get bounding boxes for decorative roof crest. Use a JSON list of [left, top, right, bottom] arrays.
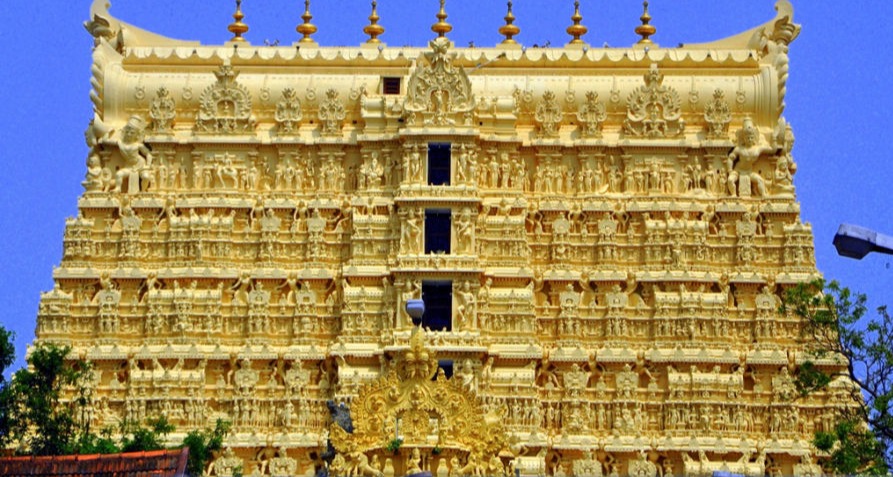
[[404, 38, 474, 127], [623, 63, 685, 139], [195, 65, 257, 135]]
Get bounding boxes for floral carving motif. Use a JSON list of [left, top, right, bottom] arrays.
[[576, 91, 607, 138], [318, 88, 346, 136], [329, 328, 509, 464], [624, 64, 685, 139], [275, 88, 303, 135], [148, 87, 176, 134], [535, 91, 562, 138], [195, 65, 257, 135], [704, 89, 732, 140], [404, 38, 474, 126]]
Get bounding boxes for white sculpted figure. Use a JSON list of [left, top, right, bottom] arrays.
[[728, 118, 772, 197], [114, 116, 153, 194]]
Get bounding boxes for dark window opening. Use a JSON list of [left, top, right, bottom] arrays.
[[422, 280, 452, 331], [428, 143, 451, 186], [383, 77, 402, 95], [425, 209, 451, 254], [437, 359, 454, 378]]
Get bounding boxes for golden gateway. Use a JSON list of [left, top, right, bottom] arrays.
[[35, 0, 852, 475]]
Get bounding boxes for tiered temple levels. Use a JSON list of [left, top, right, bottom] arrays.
[[34, 1, 849, 475]]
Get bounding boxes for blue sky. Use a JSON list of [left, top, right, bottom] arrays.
[[0, 0, 890, 371]]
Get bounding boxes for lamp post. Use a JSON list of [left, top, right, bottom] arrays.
[[833, 224, 893, 259], [405, 298, 425, 327]]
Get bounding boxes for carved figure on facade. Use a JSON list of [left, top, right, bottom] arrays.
[[624, 64, 685, 138], [148, 87, 176, 133], [704, 89, 732, 140], [577, 91, 607, 139], [195, 65, 257, 135], [728, 118, 772, 197], [83, 154, 111, 192], [274, 88, 303, 134], [404, 38, 474, 126], [773, 120, 797, 195], [115, 116, 153, 194], [535, 91, 562, 138], [329, 328, 509, 469], [319, 88, 346, 136]]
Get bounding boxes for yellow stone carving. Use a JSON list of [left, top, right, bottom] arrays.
[[36, 1, 857, 475]]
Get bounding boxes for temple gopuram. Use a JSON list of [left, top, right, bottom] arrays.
[[32, 0, 856, 475]]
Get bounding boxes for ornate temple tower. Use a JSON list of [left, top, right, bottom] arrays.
[[35, 0, 851, 475]]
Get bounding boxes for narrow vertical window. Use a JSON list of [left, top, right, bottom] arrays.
[[428, 143, 451, 186], [422, 280, 453, 331], [424, 209, 451, 254]]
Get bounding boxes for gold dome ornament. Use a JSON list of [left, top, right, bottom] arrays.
[[363, 1, 385, 44], [227, 0, 249, 43], [636, 0, 657, 45], [498, 1, 520, 45], [297, 0, 318, 44], [431, 0, 452, 39], [566, 0, 588, 46]]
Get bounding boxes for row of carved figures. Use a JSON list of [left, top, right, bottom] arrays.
[[129, 62, 775, 145], [84, 116, 796, 201]]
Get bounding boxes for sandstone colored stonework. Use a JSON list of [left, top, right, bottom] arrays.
[[34, 1, 848, 475]]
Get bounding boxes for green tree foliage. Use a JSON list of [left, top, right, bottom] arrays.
[[7, 343, 91, 456], [0, 325, 15, 448], [182, 419, 230, 477], [120, 416, 174, 453], [783, 279, 892, 474]]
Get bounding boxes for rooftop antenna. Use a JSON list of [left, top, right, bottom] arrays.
[[431, 0, 452, 39], [499, 1, 521, 45], [228, 0, 249, 43], [297, 0, 318, 44], [566, 0, 588, 46], [363, 1, 385, 44], [636, 1, 657, 45]]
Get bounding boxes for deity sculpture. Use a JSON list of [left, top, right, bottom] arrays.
[[114, 116, 153, 194], [728, 118, 772, 197]]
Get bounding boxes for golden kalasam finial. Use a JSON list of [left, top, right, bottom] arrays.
[[363, 1, 385, 44], [566, 0, 588, 45], [297, 0, 318, 43], [636, 0, 657, 44], [498, 1, 520, 45], [228, 0, 249, 42], [431, 0, 452, 38]]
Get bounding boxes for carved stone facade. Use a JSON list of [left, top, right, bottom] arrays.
[[36, 1, 852, 476]]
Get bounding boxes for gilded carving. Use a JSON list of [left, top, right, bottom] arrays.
[[318, 88, 346, 136], [703, 89, 731, 140], [274, 88, 303, 134], [405, 38, 474, 126], [148, 87, 176, 133], [576, 91, 607, 139], [195, 65, 257, 135], [535, 91, 562, 138], [624, 64, 685, 139]]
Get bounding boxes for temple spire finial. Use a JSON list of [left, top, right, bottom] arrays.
[[363, 1, 385, 44], [566, 0, 588, 46], [297, 0, 318, 44], [498, 1, 521, 45], [635, 1, 657, 45], [227, 0, 249, 43], [431, 0, 452, 39]]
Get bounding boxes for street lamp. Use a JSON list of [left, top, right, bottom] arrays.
[[833, 224, 893, 259], [405, 298, 425, 327]]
